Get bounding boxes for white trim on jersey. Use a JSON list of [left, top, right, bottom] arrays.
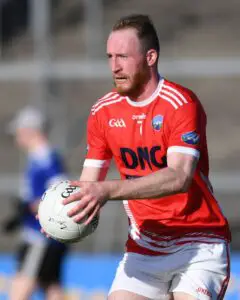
[[162, 84, 188, 104], [98, 92, 116, 101], [160, 84, 189, 109], [83, 158, 111, 168], [92, 93, 119, 109], [91, 97, 124, 115], [161, 89, 183, 106], [167, 146, 200, 158], [124, 201, 224, 253], [130, 227, 225, 253], [160, 94, 179, 109], [123, 200, 140, 239], [125, 77, 164, 107]]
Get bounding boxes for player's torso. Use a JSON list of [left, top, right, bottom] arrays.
[[103, 97, 169, 179], [91, 80, 230, 245]]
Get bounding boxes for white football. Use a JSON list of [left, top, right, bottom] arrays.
[[38, 180, 99, 243]]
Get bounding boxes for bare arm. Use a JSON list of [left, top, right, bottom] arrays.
[[104, 152, 197, 200], [80, 166, 109, 182], [66, 152, 198, 223]]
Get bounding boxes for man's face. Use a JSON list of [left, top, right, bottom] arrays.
[[107, 28, 150, 97], [15, 127, 33, 150]]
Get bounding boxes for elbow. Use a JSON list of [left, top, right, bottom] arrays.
[[176, 174, 193, 194]]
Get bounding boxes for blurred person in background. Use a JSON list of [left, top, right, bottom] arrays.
[[59, 14, 231, 300], [4, 106, 68, 300]]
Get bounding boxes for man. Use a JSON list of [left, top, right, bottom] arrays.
[[7, 106, 68, 300], [62, 14, 230, 299]]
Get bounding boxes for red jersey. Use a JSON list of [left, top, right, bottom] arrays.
[[84, 77, 231, 255]]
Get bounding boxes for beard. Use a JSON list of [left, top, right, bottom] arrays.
[[113, 67, 150, 99]]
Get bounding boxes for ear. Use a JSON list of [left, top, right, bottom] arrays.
[[146, 49, 158, 67]]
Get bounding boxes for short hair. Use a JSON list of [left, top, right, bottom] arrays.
[[112, 14, 160, 55]]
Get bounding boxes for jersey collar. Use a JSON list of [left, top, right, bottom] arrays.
[[125, 76, 164, 107]]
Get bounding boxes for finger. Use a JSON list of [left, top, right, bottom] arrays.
[[84, 205, 100, 225], [62, 190, 84, 205], [67, 196, 89, 217], [69, 180, 84, 187], [35, 214, 39, 220], [73, 200, 97, 223]]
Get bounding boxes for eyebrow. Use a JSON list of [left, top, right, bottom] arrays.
[[106, 53, 128, 58]]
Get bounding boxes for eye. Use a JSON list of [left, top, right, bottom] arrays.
[[119, 54, 128, 59]]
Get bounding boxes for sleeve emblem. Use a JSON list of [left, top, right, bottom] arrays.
[[181, 131, 200, 145]]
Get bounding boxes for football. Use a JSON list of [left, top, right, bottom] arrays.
[[38, 180, 99, 243]]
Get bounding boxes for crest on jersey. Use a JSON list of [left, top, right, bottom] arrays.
[[181, 131, 200, 145], [152, 115, 163, 131]]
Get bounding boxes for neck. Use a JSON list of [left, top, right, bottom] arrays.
[[129, 72, 160, 102], [28, 136, 49, 153]]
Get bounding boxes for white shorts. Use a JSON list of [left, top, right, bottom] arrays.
[[109, 242, 230, 300]]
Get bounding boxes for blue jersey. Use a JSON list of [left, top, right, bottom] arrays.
[[21, 145, 67, 244]]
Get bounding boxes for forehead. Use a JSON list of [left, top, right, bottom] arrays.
[[16, 127, 30, 134], [107, 28, 141, 54]]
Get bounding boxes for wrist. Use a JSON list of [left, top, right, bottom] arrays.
[[101, 180, 121, 201]]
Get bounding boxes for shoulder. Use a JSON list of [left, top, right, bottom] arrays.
[[160, 79, 202, 111], [91, 90, 125, 115]]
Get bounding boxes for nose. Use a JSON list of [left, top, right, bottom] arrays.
[[111, 57, 121, 74]]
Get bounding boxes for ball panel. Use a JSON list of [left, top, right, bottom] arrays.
[[38, 180, 99, 243]]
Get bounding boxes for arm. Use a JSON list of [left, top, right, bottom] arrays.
[[80, 165, 109, 182], [66, 152, 197, 224], [103, 152, 197, 200], [65, 99, 203, 223]]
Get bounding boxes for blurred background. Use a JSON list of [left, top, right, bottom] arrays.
[[0, 0, 239, 299]]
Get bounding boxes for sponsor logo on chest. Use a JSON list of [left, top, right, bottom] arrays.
[[132, 113, 146, 120], [132, 114, 146, 135], [109, 118, 126, 128]]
